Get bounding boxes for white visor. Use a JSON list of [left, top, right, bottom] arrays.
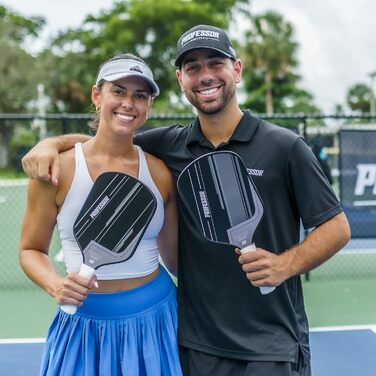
[[96, 58, 160, 96]]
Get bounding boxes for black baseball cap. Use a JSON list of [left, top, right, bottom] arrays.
[[175, 24, 237, 67]]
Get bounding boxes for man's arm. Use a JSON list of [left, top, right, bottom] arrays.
[[22, 134, 91, 185], [238, 212, 351, 288]]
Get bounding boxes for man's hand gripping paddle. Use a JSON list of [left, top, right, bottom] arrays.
[[177, 151, 275, 295]]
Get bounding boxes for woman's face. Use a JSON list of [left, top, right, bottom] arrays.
[[92, 76, 153, 136]]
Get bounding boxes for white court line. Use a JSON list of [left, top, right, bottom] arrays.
[[0, 179, 28, 204], [311, 324, 376, 334], [2, 326, 376, 344], [340, 248, 376, 254], [353, 200, 376, 206], [0, 338, 45, 344], [0, 179, 28, 186]]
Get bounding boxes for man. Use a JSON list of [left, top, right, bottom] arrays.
[[22, 25, 350, 376]]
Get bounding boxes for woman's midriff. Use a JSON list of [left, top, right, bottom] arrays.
[[92, 266, 160, 293]]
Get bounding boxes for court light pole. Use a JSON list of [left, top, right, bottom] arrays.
[[31, 83, 48, 140], [369, 71, 376, 116]]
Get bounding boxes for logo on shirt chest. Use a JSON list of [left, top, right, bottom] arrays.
[[247, 168, 264, 177]]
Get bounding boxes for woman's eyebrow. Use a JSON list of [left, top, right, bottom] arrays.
[[111, 83, 150, 94]]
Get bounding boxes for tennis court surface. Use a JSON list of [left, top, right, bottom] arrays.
[[1, 180, 376, 375], [1, 325, 376, 375], [310, 326, 376, 375]]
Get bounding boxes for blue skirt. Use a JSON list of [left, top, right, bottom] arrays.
[[40, 267, 182, 376]]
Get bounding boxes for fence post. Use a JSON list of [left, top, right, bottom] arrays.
[[61, 114, 68, 134]]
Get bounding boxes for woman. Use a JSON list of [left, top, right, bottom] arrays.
[[19, 53, 182, 376]]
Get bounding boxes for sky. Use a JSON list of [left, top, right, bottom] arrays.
[[1, 0, 375, 113]]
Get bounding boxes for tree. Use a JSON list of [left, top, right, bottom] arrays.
[[346, 83, 372, 113], [0, 6, 45, 112], [0, 5, 45, 167], [241, 11, 318, 115], [42, 0, 247, 113]]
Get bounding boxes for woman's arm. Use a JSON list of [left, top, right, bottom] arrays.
[[19, 177, 94, 307]]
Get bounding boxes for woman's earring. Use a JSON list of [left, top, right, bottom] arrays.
[[96, 106, 101, 114]]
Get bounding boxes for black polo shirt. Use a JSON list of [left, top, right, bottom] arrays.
[[134, 110, 342, 363]]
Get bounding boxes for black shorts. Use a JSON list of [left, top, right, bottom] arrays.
[[179, 346, 311, 376]]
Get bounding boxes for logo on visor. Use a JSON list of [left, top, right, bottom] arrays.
[[130, 65, 143, 73]]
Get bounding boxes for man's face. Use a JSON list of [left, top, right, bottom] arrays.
[[176, 49, 242, 115]]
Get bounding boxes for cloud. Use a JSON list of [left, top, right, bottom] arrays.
[[2, 0, 375, 113], [250, 0, 376, 112]]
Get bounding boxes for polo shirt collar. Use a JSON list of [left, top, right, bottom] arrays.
[[186, 110, 260, 147]]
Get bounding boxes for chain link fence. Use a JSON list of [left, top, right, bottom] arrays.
[[1, 112, 375, 290]]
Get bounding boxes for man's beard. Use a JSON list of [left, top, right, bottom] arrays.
[[186, 82, 236, 115]]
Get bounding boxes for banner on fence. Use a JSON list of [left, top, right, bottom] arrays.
[[340, 129, 376, 238]]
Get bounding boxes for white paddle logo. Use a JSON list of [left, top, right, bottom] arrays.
[[199, 190, 211, 218], [90, 196, 110, 219]]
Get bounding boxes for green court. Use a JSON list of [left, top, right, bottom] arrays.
[[0, 179, 63, 292], [1, 279, 376, 339]]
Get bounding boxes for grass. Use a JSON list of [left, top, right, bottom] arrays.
[[0, 168, 27, 179]]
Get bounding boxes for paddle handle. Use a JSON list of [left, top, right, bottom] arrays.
[[240, 243, 276, 295], [60, 264, 96, 315]]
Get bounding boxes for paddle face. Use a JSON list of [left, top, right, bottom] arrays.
[[177, 151, 264, 249], [73, 172, 157, 270]]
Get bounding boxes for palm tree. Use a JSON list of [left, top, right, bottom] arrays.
[[242, 11, 299, 115]]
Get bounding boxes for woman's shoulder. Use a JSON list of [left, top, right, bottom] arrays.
[[143, 151, 169, 174], [144, 151, 173, 184], [143, 151, 174, 201], [59, 147, 76, 177], [55, 147, 76, 204]]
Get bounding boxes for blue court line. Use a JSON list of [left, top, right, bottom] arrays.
[[1, 328, 376, 376]]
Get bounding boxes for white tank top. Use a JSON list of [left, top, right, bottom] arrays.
[[56, 143, 164, 279]]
